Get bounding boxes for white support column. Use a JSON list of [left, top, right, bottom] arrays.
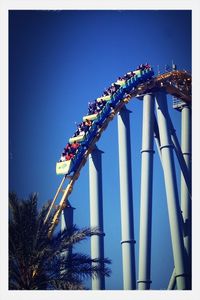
[[89, 146, 105, 290], [155, 91, 188, 290], [181, 104, 192, 288], [138, 94, 155, 290], [117, 106, 136, 290], [168, 117, 191, 197]]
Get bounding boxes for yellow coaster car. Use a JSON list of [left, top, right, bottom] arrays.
[[56, 160, 72, 175], [115, 79, 126, 86], [134, 69, 142, 76], [69, 132, 85, 144], [83, 113, 98, 121], [96, 95, 112, 102]]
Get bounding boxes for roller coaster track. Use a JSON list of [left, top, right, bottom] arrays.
[[45, 70, 191, 237]]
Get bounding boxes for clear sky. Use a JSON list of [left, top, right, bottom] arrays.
[[9, 10, 191, 290]]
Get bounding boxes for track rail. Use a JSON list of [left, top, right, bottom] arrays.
[[47, 70, 191, 237]]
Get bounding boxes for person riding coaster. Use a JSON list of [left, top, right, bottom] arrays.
[[59, 141, 80, 162]]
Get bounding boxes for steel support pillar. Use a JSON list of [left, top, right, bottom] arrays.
[[117, 106, 136, 290], [181, 104, 192, 288], [168, 117, 191, 197], [155, 91, 188, 290], [154, 114, 162, 162], [89, 146, 105, 290], [138, 94, 155, 290]]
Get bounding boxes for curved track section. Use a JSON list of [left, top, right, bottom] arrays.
[[46, 67, 191, 237]]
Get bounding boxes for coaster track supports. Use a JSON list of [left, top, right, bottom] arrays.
[[155, 91, 188, 290], [89, 146, 105, 290], [117, 106, 136, 290], [138, 94, 155, 290], [47, 69, 191, 290]]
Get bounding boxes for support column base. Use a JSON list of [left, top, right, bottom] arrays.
[[137, 279, 152, 290]]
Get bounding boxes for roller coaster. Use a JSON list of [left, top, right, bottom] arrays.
[[44, 64, 191, 290]]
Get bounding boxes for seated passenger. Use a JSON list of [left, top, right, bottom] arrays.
[[138, 64, 146, 70], [88, 102, 92, 114], [73, 127, 79, 137], [63, 145, 71, 156], [85, 119, 92, 127], [79, 130, 85, 136], [81, 120, 91, 133], [88, 101, 97, 115], [145, 63, 151, 70], [107, 85, 118, 94], [116, 76, 125, 83], [95, 102, 102, 113], [65, 153, 74, 161], [102, 89, 110, 96], [65, 143, 71, 151], [111, 82, 120, 88], [71, 141, 80, 151], [104, 82, 119, 96], [98, 98, 106, 108], [123, 71, 135, 80], [73, 121, 88, 136], [73, 122, 84, 137], [80, 121, 87, 131], [88, 99, 105, 115], [59, 154, 66, 162], [59, 147, 69, 162]]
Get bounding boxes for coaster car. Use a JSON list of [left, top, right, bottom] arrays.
[[83, 113, 98, 122], [96, 95, 112, 102], [134, 69, 142, 76], [56, 160, 72, 175], [69, 132, 85, 144], [115, 79, 126, 86]]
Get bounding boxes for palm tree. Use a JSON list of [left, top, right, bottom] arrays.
[[9, 192, 111, 290]]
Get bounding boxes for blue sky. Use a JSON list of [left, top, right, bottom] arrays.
[[9, 10, 191, 290]]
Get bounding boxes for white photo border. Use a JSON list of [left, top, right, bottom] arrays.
[[1, 1, 199, 300]]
